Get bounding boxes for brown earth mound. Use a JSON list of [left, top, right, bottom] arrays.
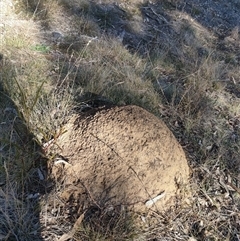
[[50, 105, 190, 213]]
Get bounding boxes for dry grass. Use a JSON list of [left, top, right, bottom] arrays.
[[1, 0, 240, 240]]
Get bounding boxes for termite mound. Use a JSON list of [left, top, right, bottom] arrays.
[[50, 105, 190, 214]]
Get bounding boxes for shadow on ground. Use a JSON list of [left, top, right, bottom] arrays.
[[47, 0, 240, 103], [0, 56, 47, 240], [60, 0, 240, 61]]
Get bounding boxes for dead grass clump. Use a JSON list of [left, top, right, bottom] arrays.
[[2, 37, 74, 141], [0, 57, 46, 241], [0, 183, 42, 240], [0, 87, 45, 240], [52, 36, 162, 113], [15, 0, 49, 23], [0, 2, 75, 239], [73, 205, 138, 241]]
